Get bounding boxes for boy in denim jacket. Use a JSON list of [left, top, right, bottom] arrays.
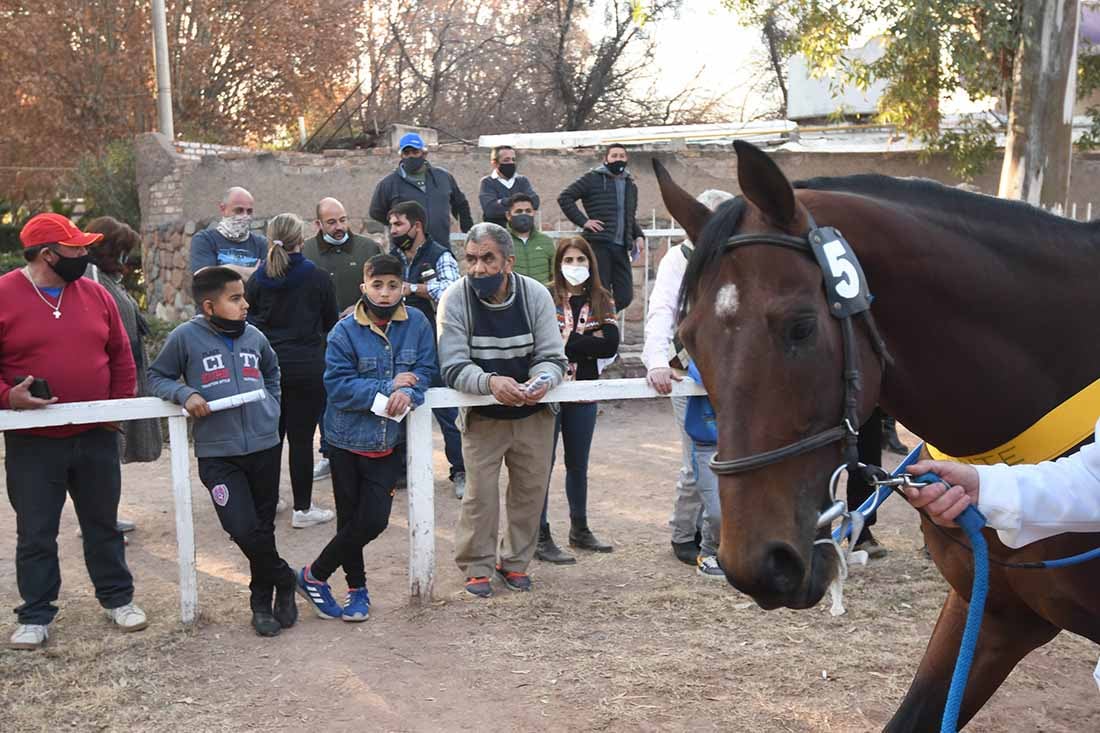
[[297, 254, 436, 621]]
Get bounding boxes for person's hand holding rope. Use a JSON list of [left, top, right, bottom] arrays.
[[902, 460, 981, 527]]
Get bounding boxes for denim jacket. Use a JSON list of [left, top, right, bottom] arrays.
[[323, 300, 437, 453]]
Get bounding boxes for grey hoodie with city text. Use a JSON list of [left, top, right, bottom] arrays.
[[148, 316, 282, 458]]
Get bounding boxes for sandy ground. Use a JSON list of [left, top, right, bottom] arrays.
[[0, 400, 1097, 732]]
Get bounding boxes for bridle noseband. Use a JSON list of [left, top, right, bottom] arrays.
[[705, 216, 890, 482]]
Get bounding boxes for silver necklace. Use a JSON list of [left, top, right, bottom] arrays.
[[22, 267, 64, 319]]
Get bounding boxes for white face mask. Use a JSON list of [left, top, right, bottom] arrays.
[[561, 264, 590, 286], [322, 231, 349, 245], [217, 213, 252, 241]]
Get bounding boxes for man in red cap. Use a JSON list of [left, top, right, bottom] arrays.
[[0, 213, 145, 650]]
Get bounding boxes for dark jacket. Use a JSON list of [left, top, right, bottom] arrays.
[[369, 163, 473, 248], [479, 174, 540, 227], [557, 165, 643, 248], [244, 253, 339, 381], [302, 233, 381, 312], [394, 238, 451, 336]]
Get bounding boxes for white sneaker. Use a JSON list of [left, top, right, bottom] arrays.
[[292, 505, 335, 528], [312, 458, 331, 481], [9, 624, 48, 650], [453, 472, 466, 500], [696, 555, 725, 579], [105, 603, 148, 632], [116, 518, 137, 533], [276, 498, 289, 514]]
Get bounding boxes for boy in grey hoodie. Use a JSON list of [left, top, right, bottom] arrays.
[[148, 267, 297, 637]]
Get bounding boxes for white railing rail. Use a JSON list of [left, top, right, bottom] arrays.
[[0, 397, 198, 623], [405, 377, 705, 601], [0, 378, 707, 621]]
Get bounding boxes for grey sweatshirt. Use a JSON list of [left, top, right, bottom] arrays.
[[148, 316, 282, 458], [437, 273, 567, 397]]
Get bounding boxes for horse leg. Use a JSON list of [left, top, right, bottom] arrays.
[[884, 588, 1060, 732]]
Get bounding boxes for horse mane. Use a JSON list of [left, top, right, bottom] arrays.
[[793, 174, 1099, 245]]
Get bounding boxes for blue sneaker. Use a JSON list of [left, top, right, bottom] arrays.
[[296, 566, 342, 619], [342, 587, 371, 622]]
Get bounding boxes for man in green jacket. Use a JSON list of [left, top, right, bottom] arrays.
[[506, 194, 555, 286]]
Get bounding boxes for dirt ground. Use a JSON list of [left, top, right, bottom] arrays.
[[0, 400, 1096, 732]]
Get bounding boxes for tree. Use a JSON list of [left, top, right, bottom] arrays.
[[731, 1, 1086, 207], [0, 0, 365, 201]]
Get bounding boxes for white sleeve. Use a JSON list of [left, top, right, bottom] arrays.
[[974, 418, 1100, 548], [642, 246, 687, 372]]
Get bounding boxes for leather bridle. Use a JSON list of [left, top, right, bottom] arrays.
[[704, 218, 890, 478]]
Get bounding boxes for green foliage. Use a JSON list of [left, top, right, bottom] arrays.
[[733, 1, 1024, 174], [69, 139, 140, 230], [144, 316, 184, 361], [926, 116, 999, 181], [0, 250, 25, 275], [0, 198, 77, 253]]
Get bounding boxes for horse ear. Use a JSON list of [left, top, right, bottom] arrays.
[[734, 140, 795, 227], [652, 158, 711, 243]]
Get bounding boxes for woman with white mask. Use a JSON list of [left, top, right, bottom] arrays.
[[535, 237, 620, 564]]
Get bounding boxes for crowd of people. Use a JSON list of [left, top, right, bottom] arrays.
[[2, 134, 1017, 651]]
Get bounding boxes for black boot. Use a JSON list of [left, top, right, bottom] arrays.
[[854, 528, 888, 560], [535, 526, 576, 564], [251, 609, 281, 637], [882, 416, 910, 455], [273, 572, 298, 629], [569, 521, 613, 553], [672, 540, 699, 565]]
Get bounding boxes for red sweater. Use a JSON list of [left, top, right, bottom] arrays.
[[0, 268, 137, 437]]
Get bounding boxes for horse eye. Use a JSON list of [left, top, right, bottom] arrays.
[[786, 318, 816, 343]]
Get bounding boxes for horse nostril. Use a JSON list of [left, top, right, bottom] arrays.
[[762, 542, 806, 597]]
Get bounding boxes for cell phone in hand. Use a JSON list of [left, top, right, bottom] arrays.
[[525, 373, 552, 395], [13, 376, 52, 400]]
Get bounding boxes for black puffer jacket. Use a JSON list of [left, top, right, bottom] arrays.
[[557, 165, 643, 248]]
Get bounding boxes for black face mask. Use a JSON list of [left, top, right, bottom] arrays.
[[401, 156, 426, 174], [209, 314, 247, 338], [509, 214, 534, 234], [606, 160, 627, 175], [362, 295, 400, 320], [391, 231, 415, 251], [48, 252, 91, 283], [497, 162, 516, 179]]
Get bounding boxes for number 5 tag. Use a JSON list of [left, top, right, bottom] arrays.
[[808, 227, 871, 318]]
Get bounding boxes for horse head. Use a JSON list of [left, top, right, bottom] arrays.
[[655, 142, 884, 610]]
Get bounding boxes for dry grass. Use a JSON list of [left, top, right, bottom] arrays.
[[1, 401, 1097, 732]]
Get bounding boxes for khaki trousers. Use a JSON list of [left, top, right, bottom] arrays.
[[454, 408, 556, 579]]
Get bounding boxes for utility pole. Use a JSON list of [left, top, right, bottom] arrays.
[[152, 0, 175, 140], [999, 0, 1080, 208]]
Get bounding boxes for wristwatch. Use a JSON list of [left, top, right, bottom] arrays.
[[410, 283, 420, 294]]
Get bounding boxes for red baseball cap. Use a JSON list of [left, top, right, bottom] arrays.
[[19, 213, 103, 249]]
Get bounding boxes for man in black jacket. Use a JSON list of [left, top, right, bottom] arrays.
[[557, 144, 643, 311], [479, 146, 540, 227], [368, 133, 473, 248]]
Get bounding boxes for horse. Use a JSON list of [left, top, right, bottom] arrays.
[[654, 142, 1100, 731]]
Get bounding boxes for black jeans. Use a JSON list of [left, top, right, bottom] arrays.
[[310, 448, 402, 588], [541, 402, 599, 529], [847, 407, 884, 530], [197, 444, 294, 610], [5, 428, 133, 625], [279, 373, 327, 511], [592, 242, 634, 311]]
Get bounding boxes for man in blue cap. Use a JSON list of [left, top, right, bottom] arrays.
[[368, 133, 473, 249]]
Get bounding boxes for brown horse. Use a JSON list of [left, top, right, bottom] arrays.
[[655, 142, 1100, 731]]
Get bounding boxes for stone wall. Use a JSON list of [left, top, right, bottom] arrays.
[[135, 131, 1100, 326]]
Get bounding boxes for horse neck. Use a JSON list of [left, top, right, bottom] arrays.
[[805, 191, 1100, 455]]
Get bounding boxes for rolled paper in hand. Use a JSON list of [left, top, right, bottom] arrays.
[[182, 389, 267, 416]]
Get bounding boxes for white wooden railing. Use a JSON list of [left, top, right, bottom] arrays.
[[0, 377, 706, 622]]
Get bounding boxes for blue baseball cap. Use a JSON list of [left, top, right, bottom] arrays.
[[398, 132, 426, 151]]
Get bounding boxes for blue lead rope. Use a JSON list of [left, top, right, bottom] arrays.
[[832, 444, 987, 733]]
